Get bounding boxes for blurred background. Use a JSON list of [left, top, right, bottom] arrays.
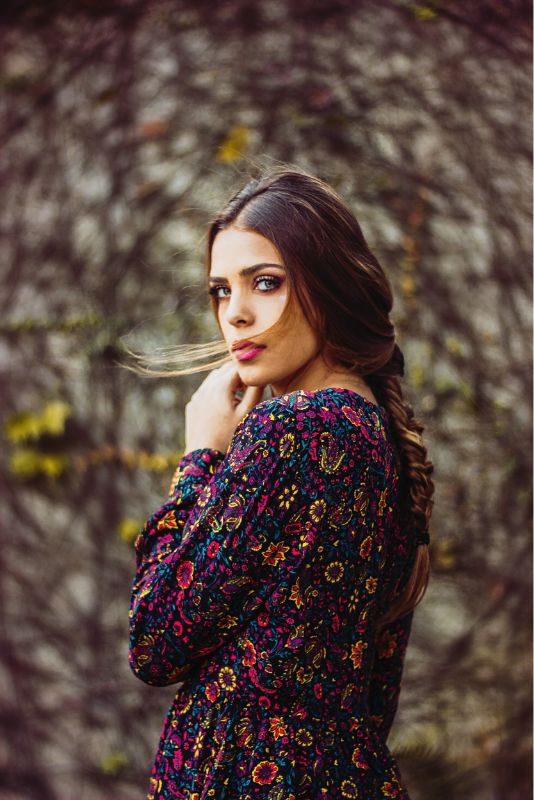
[[0, 1, 532, 798]]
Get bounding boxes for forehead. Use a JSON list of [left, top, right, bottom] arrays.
[[210, 227, 283, 274]]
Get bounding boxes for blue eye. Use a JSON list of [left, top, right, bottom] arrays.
[[255, 276, 282, 292]]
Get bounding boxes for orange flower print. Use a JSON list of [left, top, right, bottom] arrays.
[[365, 576, 378, 594], [359, 535, 372, 559], [352, 746, 369, 770], [309, 499, 327, 522], [289, 578, 304, 609], [218, 666, 237, 692], [378, 631, 397, 659], [262, 541, 289, 566], [325, 561, 344, 583], [349, 639, 368, 669], [205, 682, 220, 702], [278, 484, 298, 509], [157, 510, 178, 530], [176, 560, 194, 589], [252, 760, 278, 785], [279, 432, 295, 458], [269, 716, 287, 739]]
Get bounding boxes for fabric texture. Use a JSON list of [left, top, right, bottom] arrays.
[[129, 387, 416, 799]]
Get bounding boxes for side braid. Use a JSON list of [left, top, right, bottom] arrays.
[[369, 375, 435, 628]]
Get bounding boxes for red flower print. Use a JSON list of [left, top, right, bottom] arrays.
[[378, 631, 397, 659], [262, 541, 289, 566], [349, 639, 368, 669], [176, 560, 194, 589], [382, 781, 400, 797], [157, 510, 178, 530], [242, 640, 257, 666], [207, 541, 220, 558], [269, 716, 287, 739], [252, 760, 278, 784], [205, 682, 220, 702], [351, 746, 369, 770]]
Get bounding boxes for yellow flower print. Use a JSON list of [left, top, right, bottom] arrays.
[[365, 576, 378, 594], [278, 484, 299, 509], [382, 781, 400, 797], [192, 729, 204, 758], [359, 535, 373, 559], [348, 590, 359, 613], [251, 760, 278, 785], [309, 499, 327, 522], [325, 561, 344, 583], [269, 716, 287, 739], [352, 746, 369, 770], [289, 578, 304, 609], [218, 666, 237, 692], [262, 541, 289, 566], [295, 728, 313, 747], [279, 432, 295, 458], [341, 779, 359, 798], [349, 639, 368, 669], [296, 665, 313, 684], [378, 488, 388, 516]]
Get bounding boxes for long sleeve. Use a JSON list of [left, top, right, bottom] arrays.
[[129, 398, 335, 687], [368, 608, 414, 742]]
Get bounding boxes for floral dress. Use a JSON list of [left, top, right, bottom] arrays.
[[129, 387, 416, 800]]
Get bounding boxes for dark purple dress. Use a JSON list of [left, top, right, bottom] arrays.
[[129, 388, 415, 799]]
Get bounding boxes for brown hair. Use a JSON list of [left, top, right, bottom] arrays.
[[206, 167, 433, 627], [126, 165, 434, 626]]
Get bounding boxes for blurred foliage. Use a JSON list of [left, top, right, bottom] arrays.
[[0, 0, 531, 798]]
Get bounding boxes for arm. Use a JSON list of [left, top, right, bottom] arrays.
[[368, 608, 414, 742], [129, 399, 328, 687]]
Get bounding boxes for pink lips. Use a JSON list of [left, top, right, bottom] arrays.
[[235, 346, 265, 362]]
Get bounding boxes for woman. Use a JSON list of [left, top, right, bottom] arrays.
[[128, 167, 434, 800]]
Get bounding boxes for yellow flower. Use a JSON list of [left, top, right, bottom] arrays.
[[309, 499, 327, 522], [278, 484, 299, 509], [295, 728, 313, 747], [365, 577, 378, 594], [325, 561, 344, 583], [218, 666, 237, 692], [279, 432, 295, 458]]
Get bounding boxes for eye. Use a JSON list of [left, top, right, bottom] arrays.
[[254, 275, 283, 292], [208, 284, 231, 299]]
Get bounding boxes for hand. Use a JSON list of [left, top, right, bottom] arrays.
[[184, 362, 266, 454]]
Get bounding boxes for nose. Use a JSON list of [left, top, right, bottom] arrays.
[[224, 288, 254, 327]]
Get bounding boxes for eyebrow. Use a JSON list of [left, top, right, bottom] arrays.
[[208, 262, 285, 283]]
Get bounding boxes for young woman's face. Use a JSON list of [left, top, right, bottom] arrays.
[[209, 226, 323, 395]]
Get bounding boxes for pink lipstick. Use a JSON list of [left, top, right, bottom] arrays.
[[235, 346, 265, 362]]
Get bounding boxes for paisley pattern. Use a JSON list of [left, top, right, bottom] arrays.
[[129, 388, 417, 799]]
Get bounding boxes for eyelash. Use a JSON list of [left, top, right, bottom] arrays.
[[208, 275, 283, 300]]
